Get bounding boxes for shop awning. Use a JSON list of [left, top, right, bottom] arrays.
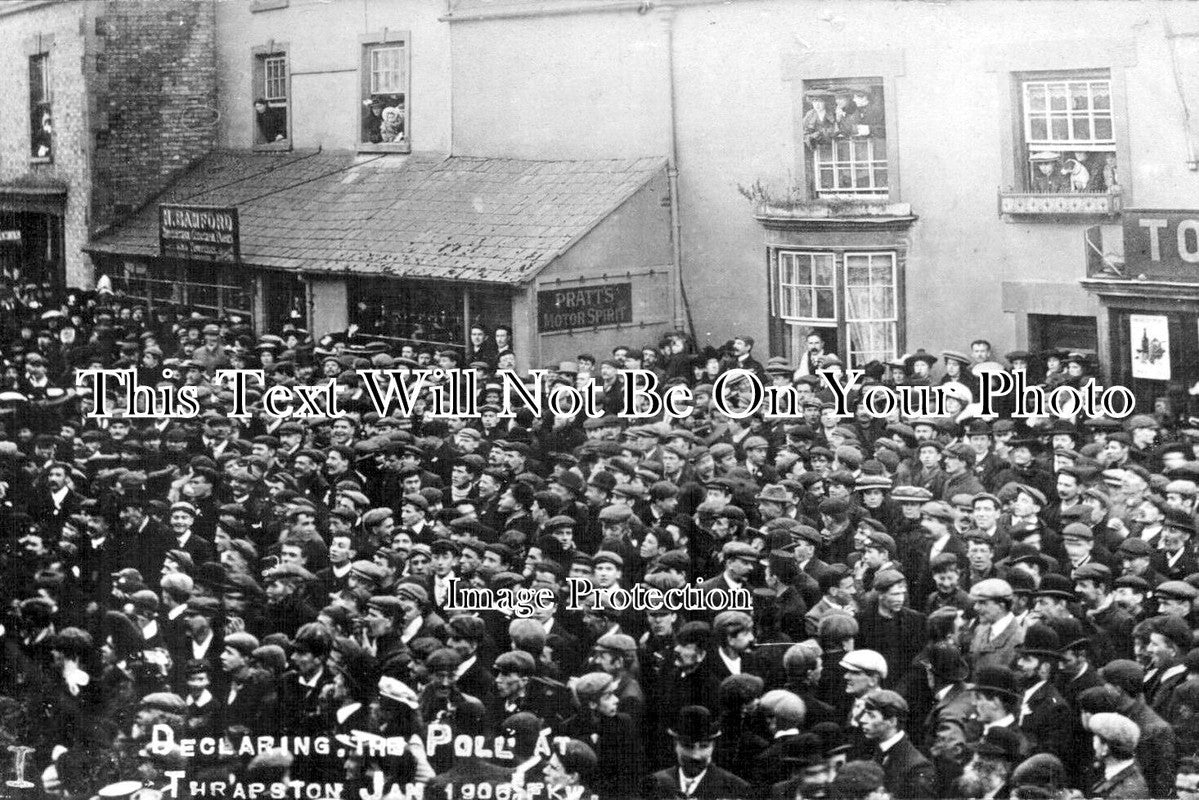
[[86, 150, 666, 285], [0, 178, 67, 216]]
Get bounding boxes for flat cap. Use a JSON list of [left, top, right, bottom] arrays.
[[861, 689, 908, 717], [839, 649, 888, 678], [970, 578, 1013, 601], [494, 650, 537, 676], [1087, 712, 1140, 751], [395, 582, 429, 604]]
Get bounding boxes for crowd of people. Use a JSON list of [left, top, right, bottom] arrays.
[[4, 285, 1199, 800]]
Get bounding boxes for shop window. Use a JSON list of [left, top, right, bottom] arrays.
[[349, 279, 465, 352], [359, 32, 409, 152], [803, 79, 887, 198], [29, 52, 52, 162], [252, 47, 290, 149], [774, 249, 899, 366], [1019, 71, 1117, 194], [115, 260, 254, 320]]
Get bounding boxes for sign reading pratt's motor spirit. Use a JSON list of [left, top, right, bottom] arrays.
[[159, 204, 239, 263], [537, 283, 633, 332], [1123, 209, 1199, 280]]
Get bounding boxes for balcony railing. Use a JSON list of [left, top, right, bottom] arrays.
[[998, 189, 1122, 220]]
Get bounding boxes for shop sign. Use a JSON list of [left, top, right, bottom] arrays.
[[0, 230, 20, 242], [1123, 209, 1199, 280], [537, 283, 634, 333], [159, 204, 239, 263], [1130, 313, 1170, 380]]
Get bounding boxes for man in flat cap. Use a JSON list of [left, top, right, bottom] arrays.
[[1088, 712, 1147, 799], [969, 579, 1023, 674], [857, 689, 935, 799]]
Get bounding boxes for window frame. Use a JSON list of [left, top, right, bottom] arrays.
[[1016, 69, 1115, 194], [784, 50, 906, 203], [358, 30, 411, 154], [988, 39, 1135, 209], [251, 42, 291, 152], [772, 247, 902, 367], [25, 35, 54, 165], [804, 78, 890, 199]]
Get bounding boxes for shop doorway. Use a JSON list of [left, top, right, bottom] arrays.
[[1109, 309, 1198, 415], [263, 272, 308, 333], [0, 211, 64, 292]]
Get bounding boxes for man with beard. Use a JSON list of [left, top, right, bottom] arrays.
[[648, 621, 722, 767], [642, 705, 750, 799], [955, 727, 1022, 799], [769, 733, 832, 800], [856, 689, 934, 800], [1074, 563, 1134, 664], [1013, 623, 1072, 762]]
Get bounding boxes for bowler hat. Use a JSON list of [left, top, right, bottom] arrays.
[[668, 705, 721, 743]]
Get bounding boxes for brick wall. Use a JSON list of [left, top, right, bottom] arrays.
[[0, 0, 216, 288], [0, 2, 90, 286], [89, 0, 217, 231]]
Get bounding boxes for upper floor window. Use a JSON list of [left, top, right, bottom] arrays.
[[803, 79, 887, 198], [252, 49, 290, 149], [30, 53, 52, 161], [1019, 72, 1118, 194], [360, 32, 409, 152]]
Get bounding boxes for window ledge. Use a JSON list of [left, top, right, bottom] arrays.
[[754, 199, 916, 232], [29, 156, 52, 166], [358, 142, 411, 155], [253, 141, 292, 153], [998, 189, 1122, 221], [251, 0, 288, 11]]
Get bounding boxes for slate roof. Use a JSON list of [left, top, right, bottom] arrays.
[[88, 151, 666, 285]]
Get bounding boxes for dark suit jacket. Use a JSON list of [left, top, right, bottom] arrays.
[[641, 764, 751, 799], [1018, 680, 1072, 760], [1090, 762, 1148, 799], [877, 734, 936, 800], [857, 604, 927, 693]]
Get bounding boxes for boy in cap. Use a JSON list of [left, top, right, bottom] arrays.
[[856, 689, 935, 799]]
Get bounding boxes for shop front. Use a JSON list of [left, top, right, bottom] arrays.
[[86, 152, 673, 367], [0, 183, 66, 293], [1083, 209, 1199, 415]]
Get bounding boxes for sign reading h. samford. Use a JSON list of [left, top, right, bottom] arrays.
[[537, 283, 633, 333], [159, 204, 239, 263]]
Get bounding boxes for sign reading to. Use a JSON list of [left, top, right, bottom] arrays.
[[1123, 209, 1199, 280], [537, 283, 633, 333], [159, 204, 239, 263]]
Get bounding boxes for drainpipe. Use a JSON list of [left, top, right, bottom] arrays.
[[657, 4, 688, 335]]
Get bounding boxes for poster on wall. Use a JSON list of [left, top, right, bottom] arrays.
[[1130, 313, 1170, 380]]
